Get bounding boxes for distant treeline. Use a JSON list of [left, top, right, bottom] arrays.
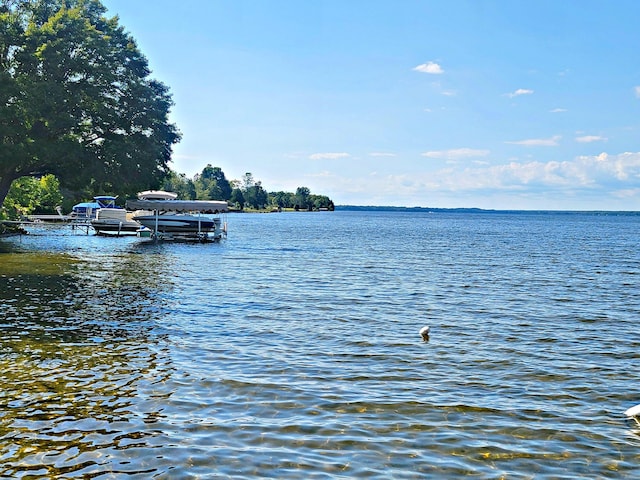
[[335, 205, 640, 215], [334, 205, 489, 213], [162, 165, 334, 211]]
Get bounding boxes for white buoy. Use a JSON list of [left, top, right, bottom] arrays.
[[624, 404, 640, 426], [625, 404, 640, 417], [419, 325, 430, 342], [625, 404, 640, 421]]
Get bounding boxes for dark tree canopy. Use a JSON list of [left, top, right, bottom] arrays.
[[0, 0, 180, 209], [194, 164, 232, 201]]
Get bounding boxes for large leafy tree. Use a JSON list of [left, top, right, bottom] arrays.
[[295, 186, 311, 210], [194, 164, 232, 200], [244, 181, 268, 210], [0, 0, 180, 210]]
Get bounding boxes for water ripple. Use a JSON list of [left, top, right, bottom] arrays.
[[2, 213, 640, 477]]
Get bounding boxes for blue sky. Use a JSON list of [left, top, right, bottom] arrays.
[[102, 0, 640, 210]]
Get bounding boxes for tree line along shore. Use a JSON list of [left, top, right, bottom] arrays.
[[1, 164, 334, 223], [0, 1, 332, 225]]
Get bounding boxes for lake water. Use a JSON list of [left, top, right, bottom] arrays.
[[1, 210, 640, 478]]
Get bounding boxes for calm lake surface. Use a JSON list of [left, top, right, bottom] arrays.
[[2, 210, 640, 478]]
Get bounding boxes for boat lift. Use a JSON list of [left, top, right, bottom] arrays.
[[125, 196, 229, 243], [145, 210, 228, 243]]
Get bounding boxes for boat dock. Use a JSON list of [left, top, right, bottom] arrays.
[[26, 214, 70, 222]]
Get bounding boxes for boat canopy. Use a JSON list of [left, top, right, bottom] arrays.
[[74, 196, 121, 211], [126, 199, 229, 213], [137, 190, 178, 200], [93, 196, 119, 208], [72, 201, 100, 212]]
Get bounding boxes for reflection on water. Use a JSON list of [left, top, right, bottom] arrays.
[[0, 230, 175, 477], [2, 215, 640, 477]]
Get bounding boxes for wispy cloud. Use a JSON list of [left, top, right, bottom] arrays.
[[576, 135, 607, 143], [307, 152, 640, 209], [422, 148, 490, 160], [413, 61, 444, 74], [369, 152, 397, 157], [420, 152, 640, 191], [550, 108, 567, 113], [298, 151, 640, 209], [506, 135, 561, 147], [613, 188, 640, 199], [458, 151, 640, 188], [505, 88, 534, 98], [309, 152, 350, 160], [634, 86, 640, 98]]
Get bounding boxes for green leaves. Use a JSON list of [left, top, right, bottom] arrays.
[[194, 165, 232, 201], [2, 174, 62, 218], [0, 0, 180, 208]]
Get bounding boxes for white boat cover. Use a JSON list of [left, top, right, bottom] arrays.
[[95, 208, 127, 221], [137, 190, 178, 200], [126, 199, 229, 213]]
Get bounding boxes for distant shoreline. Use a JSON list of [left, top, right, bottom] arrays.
[[334, 205, 640, 215]]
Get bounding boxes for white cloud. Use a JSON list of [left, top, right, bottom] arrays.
[[634, 86, 640, 98], [613, 188, 640, 199], [550, 108, 567, 113], [305, 170, 334, 178], [506, 88, 534, 98], [506, 135, 561, 147], [295, 152, 640, 209], [576, 135, 607, 143], [448, 151, 640, 189], [422, 148, 490, 160], [309, 152, 350, 160], [413, 61, 444, 74], [358, 151, 640, 201], [369, 152, 397, 157]]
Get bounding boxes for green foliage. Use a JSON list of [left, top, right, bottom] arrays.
[[229, 187, 245, 209], [267, 187, 334, 211], [1, 174, 63, 218], [38, 174, 64, 211], [2, 177, 39, 219], [0, 165, 334, 220], [270, 191, 291, 208], [0, 0, 180, 209], [244, 182, 268, 210], [162, 167, 334, 211], [193, 164, 232, 200], [295, 186, 311, 210], [162, 170, 196, 200]]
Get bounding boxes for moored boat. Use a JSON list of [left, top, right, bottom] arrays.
[[90, 208, 144, 236], [71, 195, 121, 221], [131, 213, 219, 234], [72, 195, 143, 236], [126, 191, 228, 241]]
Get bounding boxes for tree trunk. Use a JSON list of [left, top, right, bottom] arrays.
[[0, 174, 16, 211]]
